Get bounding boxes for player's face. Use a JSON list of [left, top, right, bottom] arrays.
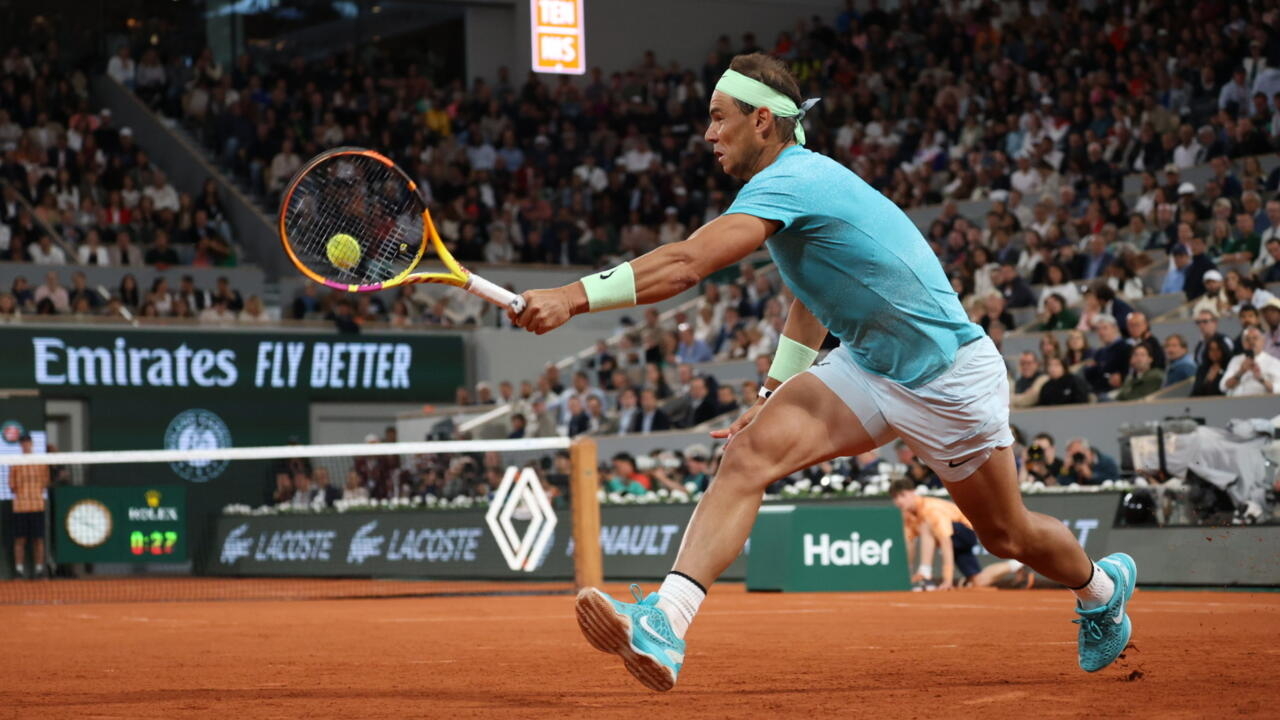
[[706, 91, 761, 180]]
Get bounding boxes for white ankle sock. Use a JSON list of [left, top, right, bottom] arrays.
[[656, 572, 705, 639], [1072, 563, 1115, 610]]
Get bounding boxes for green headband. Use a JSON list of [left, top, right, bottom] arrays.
[[714, 69, 820, 145]]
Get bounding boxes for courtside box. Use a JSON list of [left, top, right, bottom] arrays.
[[747, 505, 910, 592]]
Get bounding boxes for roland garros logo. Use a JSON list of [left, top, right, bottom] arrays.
[[164, 409, 232, 482]]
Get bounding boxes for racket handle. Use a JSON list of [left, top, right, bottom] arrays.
[[466, 273, 526, 314]]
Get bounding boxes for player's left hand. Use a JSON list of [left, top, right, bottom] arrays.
[[510, 285, 581, 334]]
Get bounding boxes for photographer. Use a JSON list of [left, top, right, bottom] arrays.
[[1023, 433, 1064, 485], [1059, 437, 1120, 486], [1221, 327, 1280, 396]]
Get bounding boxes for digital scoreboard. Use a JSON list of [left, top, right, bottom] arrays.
[[54, 485, 188, 563]]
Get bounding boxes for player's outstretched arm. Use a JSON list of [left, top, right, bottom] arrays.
[[510, 213, 775, 334]]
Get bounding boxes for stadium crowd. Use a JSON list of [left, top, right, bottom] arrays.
[[0, 25, 260, 321]]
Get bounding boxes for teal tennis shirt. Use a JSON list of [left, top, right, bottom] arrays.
[[725, 145, 984, 389]]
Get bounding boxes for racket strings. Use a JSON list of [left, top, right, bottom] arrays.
[[282, 153, 425, 286]]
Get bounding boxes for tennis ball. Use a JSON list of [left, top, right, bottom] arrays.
[[326, 233, 361, 270]]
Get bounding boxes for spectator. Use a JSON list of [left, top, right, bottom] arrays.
[[507, 413, 527, 439], [28, 234, 65, 264], [239, 294, 271, 323], [683, 447, 713, 492], [110, 231, 144, 267], [1116, 345, 1165, 401], [606, 453, 651, 496], [1190, 270, 1228, 318], [142, 169, 180, 213], [1193, 310, 1233, 365], [1261, 299, 1280, 360], [1125, 312, 1165, 369], [266, 138, 301, 196], [1080, 282, 1132, 337], [198, 297, 236, 324], [675, 322, 713, 364], [1161, 244, 1190, 295], [1082, 315, 1129, 396], [1081, 234, 1114, 280], [118, 274, 140, 309], [106, 45, 136, 87], [1060, 438, 1119, 486], [1262, 238, 1280, 283], [1010, 352, 1047, 409], [1038, 293, 1078, 331], [996, 262, 1035, 308], [1182, 234, 1217, 300], [565, 395, 590, 437], [1037, 263, 1081, 312], [77, 228, 110, 266], [1221, 327, 1280, 396], [611, 388, 641, 436], [9, 433, 49, 579], [33, 271, 68, 313], [1233, 277, 1278, 315], [633, 388, 671, 433], [342, 470, 370, 501], [1063, 329, 1093, 372], [678, 376, 719, 428], [146, 277, 173, 314], [212, 276, 244, 311], [1190, 337, 1231, 397], [977, 293, 1014, 335], [66, 271, 99, 312], [145, 229, 179, 267], [1023, 434, 1064, 485], [1162, 334, 1197, 387], [1038, 356, 1092, 406]]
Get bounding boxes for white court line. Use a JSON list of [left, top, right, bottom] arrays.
[[375, 607, 836, 623]]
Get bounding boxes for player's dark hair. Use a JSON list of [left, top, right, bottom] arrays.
[[727, 53, 802, 143], [888, 478, 916, 497]]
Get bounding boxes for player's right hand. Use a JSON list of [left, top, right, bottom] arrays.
[[510, 284, 583, 334], [710, 400, 763, 440]]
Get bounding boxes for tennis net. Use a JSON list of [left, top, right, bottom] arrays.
[[0, 436, 602, 604]]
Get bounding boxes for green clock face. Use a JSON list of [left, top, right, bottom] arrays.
[[65, 499, 113, 548]]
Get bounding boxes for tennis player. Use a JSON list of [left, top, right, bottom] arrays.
[[512, 54, 1136, 692]]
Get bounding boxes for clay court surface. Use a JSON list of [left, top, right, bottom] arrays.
[[2, 581, 1277, 719]]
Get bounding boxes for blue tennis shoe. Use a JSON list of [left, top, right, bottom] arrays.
[[576, 584, 685, 692], [1074, 552, 1137, 672]]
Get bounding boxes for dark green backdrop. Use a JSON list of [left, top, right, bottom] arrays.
[[1, 326, 465, 563]]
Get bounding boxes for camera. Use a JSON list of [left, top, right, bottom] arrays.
[[1072, 452, 1087, 465], [1244, 349, 1256, 359], [1026, 445, 1045, 462]]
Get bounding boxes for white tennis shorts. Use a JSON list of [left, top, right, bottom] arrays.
[[808, 336, 1013, 483]]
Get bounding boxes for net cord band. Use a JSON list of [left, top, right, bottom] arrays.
[[0, 438, 573, 467], [767, 335, 820, 384]]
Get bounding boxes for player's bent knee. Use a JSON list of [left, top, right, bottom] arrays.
[[973, 523, 1024, 560], [714, 434, 784, 493]]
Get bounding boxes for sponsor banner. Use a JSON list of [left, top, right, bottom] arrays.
[[205, 495, 1120, 581], [747, 506, 910, 592], [3, 328, 461, 399], [208, 503, 738, 580]]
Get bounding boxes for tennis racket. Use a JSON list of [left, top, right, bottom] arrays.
[[278, 146, 525, 313]]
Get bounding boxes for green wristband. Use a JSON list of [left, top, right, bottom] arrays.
[[580, 262, 636, 312], [767, 335, 819, 383]]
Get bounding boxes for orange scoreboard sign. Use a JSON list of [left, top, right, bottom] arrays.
[[530, 0, 585, 75]]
